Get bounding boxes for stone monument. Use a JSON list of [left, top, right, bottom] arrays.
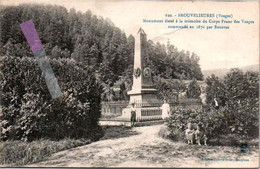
[[121, 28, 162, 121]]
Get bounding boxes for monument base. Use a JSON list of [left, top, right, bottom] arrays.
[[120, 88, 162, 122], [127, 88, 159, 103]]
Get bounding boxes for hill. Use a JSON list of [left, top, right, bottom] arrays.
[[202, 64, 259, 79]]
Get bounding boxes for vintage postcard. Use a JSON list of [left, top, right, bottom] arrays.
[[0, 0, 259, 168]]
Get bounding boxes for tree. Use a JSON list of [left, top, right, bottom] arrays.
[[0, 4, 204, 102], [203, 69, 259, 137], [154, 76, 185, 100], [224, 68, 258, 102], [205, 74, 226, 107], [186, 78, 201, 99]]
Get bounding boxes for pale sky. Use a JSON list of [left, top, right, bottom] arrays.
[[1, 0, 259, 70]]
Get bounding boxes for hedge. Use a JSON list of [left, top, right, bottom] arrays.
[[0, 56, 103, 141]]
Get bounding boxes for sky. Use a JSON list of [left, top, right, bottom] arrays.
[[1, 0, 259, 70]]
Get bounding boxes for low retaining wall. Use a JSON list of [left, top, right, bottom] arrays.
[[101, 99, 202, 117], [99, 119, 164, 126]]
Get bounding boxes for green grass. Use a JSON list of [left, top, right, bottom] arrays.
[[0, 138, 91, 166], [0, 126, 139, 166]]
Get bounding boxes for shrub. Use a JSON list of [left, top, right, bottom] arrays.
[[158, 125, 170, 139], [0, 56, 102, 141], [167, 104, 258, 145], [167, 109, 206, 142], [158, 125, 183, 141]]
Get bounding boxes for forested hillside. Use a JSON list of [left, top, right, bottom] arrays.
[[202, 64, 259, 79], [0, 4, 203, 101]]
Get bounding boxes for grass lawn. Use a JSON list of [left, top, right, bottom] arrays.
[[0, 125, 140, 166], [0, 138, 91, 166]]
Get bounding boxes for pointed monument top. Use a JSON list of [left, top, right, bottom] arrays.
[[137, 27, 146, 35]]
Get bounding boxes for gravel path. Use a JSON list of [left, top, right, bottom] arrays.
[[26, 124, 259, 168]]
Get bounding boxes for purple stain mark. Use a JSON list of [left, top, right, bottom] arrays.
[[19, 20, 62, 99], [19, 20, 43, 52]]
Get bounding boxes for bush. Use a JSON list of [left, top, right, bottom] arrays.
[[158, 125, 170, 139], [0, 56, 102, 141], [167, 69, 259, 145], [0, 138, 91, 165], [166, 109, 205, 142], [166, 105, 258, 145]]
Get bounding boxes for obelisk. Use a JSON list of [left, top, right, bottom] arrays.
[[127, 28, 158, 104], [121, 28, 162, 121]]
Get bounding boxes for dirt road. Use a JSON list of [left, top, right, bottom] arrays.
[[26, 124, 259, 168]]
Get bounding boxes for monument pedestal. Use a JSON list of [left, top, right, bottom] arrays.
[[121, 88, 162, 122]]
